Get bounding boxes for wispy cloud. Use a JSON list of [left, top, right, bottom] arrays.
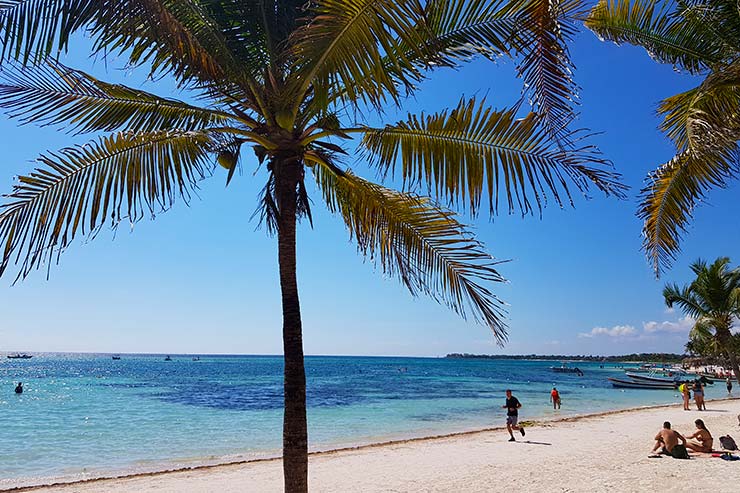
[[643, 316, 695, 334], [578, 325, 637, 338]]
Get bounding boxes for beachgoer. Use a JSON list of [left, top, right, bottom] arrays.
[[692, 380, 705, 411], [14, 382, 22, 394], [503, 389, 526, 441], [550, 387, 561, 410], [685, 419, 713, 453], [652, 421, 686, 456], [727, 377, 733, 395], [679, 383, 690, 411]]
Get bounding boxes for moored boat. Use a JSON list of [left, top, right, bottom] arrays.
[[7, 353, 32, 359], [608, 377, 676, 389], [550, 363, 584, 375]]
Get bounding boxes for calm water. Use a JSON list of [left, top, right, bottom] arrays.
[[0, 354, 727, 486]]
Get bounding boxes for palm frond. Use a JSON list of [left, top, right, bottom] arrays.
[[0, 0, 96, 64], [309, 159, 508, 342], [639, 149, 740, 276], [87, 0, 260, 90], [360, 97, 626, 217], [507, 0, 584, 142], [0, 129, 216, 280], [585, 0, 725, 74], [659, 63, 740, 154], [0, 60, 235, 134], [289, 0, 428, 110], [416, 0, 514, 64]]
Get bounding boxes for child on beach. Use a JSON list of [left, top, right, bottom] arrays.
[[679, 383, 690, 411]]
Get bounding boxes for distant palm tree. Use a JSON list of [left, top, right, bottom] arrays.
[[0, 1, 623, 491], [586, 0, 740, 276], [664, 257, 740, 384]]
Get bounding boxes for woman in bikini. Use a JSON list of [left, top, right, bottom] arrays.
[[685, 419, 713, 453]]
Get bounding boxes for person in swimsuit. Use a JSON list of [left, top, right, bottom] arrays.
[[550, 387, 561, 410], [692, 380, 705, 410], [727, 377, 733, 395], [503, 389, 526, 442], [652, 421, 686, 456], [679, 383, 691, 411], [685, 418, 712, 453]]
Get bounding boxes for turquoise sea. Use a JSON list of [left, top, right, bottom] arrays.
[[0, 354, 728, 487]]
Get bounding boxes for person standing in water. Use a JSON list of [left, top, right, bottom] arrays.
[[679, 382, 691, 410], [503, 389, 526, 441], [727, 377, 733, 395], [14, 382, 23, 394], [550, 387, 561, 410]]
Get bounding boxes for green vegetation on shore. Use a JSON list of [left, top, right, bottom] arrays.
[[446, 353, 686, 362]]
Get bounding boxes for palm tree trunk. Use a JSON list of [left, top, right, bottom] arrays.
[[716, 326, 740, 385], [276, 158, 308, 493]]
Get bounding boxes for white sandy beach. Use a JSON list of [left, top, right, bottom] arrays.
[[10, 398, 740, 493]]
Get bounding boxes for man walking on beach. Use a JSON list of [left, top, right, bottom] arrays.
[[503, 389, 525, 441]]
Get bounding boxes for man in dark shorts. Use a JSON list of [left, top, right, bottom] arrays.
[[503, 389, 525, 442]]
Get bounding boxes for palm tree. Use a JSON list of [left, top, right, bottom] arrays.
[[0, 1, 624, 491], [664, 257, 740, 384], [586, 0, 740, 276]]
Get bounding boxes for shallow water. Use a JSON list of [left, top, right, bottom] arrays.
[[0, 354, 726, 484]]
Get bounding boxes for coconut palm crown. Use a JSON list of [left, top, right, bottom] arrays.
[[0, 1, 624, 491], [664, 257, 740, 384], [586, 0, 740, 276]]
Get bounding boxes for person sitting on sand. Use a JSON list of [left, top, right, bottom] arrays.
[[652, 421, 686, 456], [685, 419, 713, 453], [550, 387, 561, 410]]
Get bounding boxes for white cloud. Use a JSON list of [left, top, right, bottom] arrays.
[[643, 316, 695, 334], [579, 325, 637, 338]]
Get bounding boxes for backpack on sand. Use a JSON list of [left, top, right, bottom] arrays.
[[671, 444, 690, 459], [720, 435, 738, 451]]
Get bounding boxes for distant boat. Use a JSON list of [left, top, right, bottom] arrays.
[[608, 377, 676, 389], [7, 354, 32, 359], [112, 355, 121, 360], [192, 357, 200, 361], [550, 363, 583, 375], [164, 355, 172, 361], [626, 371, 688, 383]]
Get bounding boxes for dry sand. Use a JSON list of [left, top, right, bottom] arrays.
[[7, 398, 740, 493]]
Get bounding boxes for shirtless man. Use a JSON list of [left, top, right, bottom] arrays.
[[685, 419, 713, 453], [652, 421, 686, 456]]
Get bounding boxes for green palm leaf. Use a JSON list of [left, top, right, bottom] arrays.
[[507, 0, 583, 142], [639, 151, 739, 276], [659, 62, 740, 153], [0, 0, 96, 64], [0, 60, 235, 133], [585, 0, 724, 74], [290, 0, 429, 110], [361, 97, 625, 217], [309, 159, 508, 342], [0, 129, 216, 280]]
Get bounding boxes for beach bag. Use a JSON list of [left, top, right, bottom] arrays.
[[671, 444, 690, 459], [720, 435, 738, 451]]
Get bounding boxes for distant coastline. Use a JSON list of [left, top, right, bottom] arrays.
[[444, 353, 686, 362]]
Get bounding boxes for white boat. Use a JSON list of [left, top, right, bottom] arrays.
[[608, 377, 676, 389]]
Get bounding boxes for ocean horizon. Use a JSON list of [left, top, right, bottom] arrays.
[[1, 353, 725, 488]]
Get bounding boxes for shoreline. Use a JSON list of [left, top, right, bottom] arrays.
[[6, 396, 739, 492]]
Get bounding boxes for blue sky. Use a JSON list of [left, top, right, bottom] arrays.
[[0, 27, 738, 357]]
